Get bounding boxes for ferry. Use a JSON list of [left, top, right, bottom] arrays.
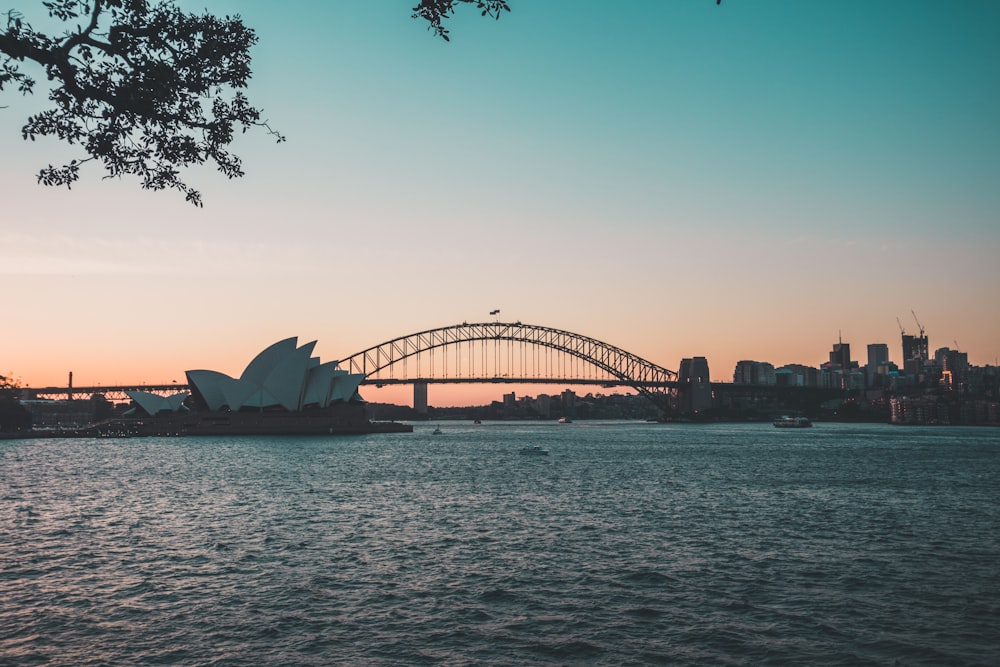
[[773, 416, 812, 428]]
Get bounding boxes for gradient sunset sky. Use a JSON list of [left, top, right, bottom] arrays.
[[3, 1, 998, 407]]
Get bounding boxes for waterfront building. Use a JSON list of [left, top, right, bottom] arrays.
[[185, 337, 364, 413], [774, 368, 801, 386], [777, 364, 820, 388], [110, 337, 409, 435], [733, 360, 776, 386], [502, 391, 517, 418], [561, 389, 577, 410], [533, 393, 552, 418], [890, 396, 949, 424], [21, 396, 111, 428]]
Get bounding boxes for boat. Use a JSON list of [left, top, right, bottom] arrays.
[[519, 445, 549, 455], [432, 425, 443, 435], [774, 416, 812, 428], [557, 417, 572, 424]]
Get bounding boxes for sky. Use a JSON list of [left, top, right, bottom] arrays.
[[2, 1, 999, 407]]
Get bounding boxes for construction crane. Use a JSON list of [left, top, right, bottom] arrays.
[[911, 310, 925, 337], [896, 317, 907, 335]]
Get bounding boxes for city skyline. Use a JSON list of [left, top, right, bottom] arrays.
[[4, 2, 999, 407], [12, 315, 989, 410]]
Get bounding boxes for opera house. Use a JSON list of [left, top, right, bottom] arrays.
[[118, 337, 411, 435]]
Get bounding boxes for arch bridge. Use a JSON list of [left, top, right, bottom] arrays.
[[340, 321, 678, 411], [26, 322, 684, 413]]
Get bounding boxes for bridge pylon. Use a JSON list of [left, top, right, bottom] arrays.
[[413, 382, 428, 414]]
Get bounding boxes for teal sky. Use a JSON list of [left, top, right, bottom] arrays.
[[3, 1, 999, 403]]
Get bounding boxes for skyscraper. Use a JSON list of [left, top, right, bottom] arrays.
[[902, 333, 929, 362], [867, 343, 889, 386], [829, 336, 852, 369]]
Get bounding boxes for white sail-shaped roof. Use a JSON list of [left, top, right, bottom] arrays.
[[330, 373, 365, 403], [185, 338, 364, 413], [126, 390, 189, 415], [259, 341, 315, 411], [185, 370, 231, 411], [241, 386, 283, 409], [303, 361, 340, 408], [219, 376, 261, 412], [241, 337, 299, 384]]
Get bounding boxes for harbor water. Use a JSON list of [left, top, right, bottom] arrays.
[[2, 421, 998, 665]]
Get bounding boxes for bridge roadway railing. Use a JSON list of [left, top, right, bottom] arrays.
[[25, 378, 675, 400]]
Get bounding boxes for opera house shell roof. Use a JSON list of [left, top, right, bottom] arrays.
[[124, 390, 189, 416], [104, 337, 412, 435], [183, 337, 365, 413]]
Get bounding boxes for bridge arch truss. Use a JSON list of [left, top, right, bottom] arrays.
[[340, 322, 677, 409]]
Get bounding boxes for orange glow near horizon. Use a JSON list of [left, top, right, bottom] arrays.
[[363, 383, 635, 409], [12, 318, 1000, 406], [3, 3, 999, 408]]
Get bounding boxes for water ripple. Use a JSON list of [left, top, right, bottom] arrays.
[[2, 424, 998, 665]]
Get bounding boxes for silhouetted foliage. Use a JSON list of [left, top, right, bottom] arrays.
[[3, 1, 718, 204], [1, 0, 283, 206], [412, 0, 511, 41], [0, 374, 30, 432], [0, 1, 520, 205], [412, 0, 719, 39]]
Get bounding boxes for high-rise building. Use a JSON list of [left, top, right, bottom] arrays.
[[942, 350, 969, 374], [829, 336, 852, 369], [937, 348, 970, 392], [867, 343, 889, 386], [901, 332, 929, 379], [902, 333, 928, 363]]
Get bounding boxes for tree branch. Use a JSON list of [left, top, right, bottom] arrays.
[[1, 0, 273, 206]]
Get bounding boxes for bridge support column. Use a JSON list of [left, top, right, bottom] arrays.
[[414, 382, 428, 415], [677, 357, 713, 415]]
